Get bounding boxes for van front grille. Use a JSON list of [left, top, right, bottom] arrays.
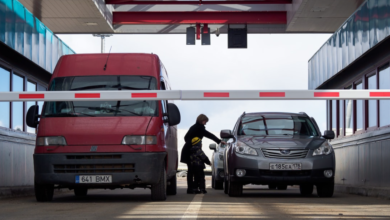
[[262, 149, 308, 159], [54, 164, 134, 173]]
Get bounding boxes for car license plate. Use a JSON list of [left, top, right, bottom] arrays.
[[270, 163, 301, 170], [75, 175, 112, 184]]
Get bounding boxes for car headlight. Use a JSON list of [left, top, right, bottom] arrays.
[[313, 142, 333, 156], [234, 141, 258, 156], [122, 135, 157, 145], [37, 136, 67, 146]]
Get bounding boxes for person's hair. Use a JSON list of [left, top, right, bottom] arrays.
[[196, 114, 209, 124]]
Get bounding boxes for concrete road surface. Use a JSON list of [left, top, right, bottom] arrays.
[[1, 177, 390, 219]]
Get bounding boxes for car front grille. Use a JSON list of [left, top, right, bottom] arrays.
[[261, 149, 308, 159], [66, 155, 122, 160], [54, 164, 135, 173]]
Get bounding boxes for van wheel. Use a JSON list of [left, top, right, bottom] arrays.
[[35, 181, 54, 202], [224, 180, 229, 194], [299, 184, 313, 196], [74, 188, 88, 196], [277, 185, 288, 190], [167, 175, 177, 195], [316, 183, 334, 198], [151, 165, 167, 201], [228, 181, 243, 197], [268, 184, 277, 190]]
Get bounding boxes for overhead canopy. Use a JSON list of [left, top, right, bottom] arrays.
[[18, 0, 365, 34]]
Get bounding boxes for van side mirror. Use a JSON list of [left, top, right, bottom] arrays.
[[323, 130, 335, 139], [26, 105, 40, 128], [209, 144, 217, 152], [167, 103, 181, 126], [220, 129, 234, 139]]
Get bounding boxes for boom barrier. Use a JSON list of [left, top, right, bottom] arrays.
[[1, 90, 390, 101]]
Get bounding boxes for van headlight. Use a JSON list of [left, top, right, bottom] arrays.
[[122, 135, 157, 145], [234, 141, 258, 156], [37, 136, 67, 146], [313, 142, 333, 156]]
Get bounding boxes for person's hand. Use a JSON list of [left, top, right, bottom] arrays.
[[221, 141, 227, 145]]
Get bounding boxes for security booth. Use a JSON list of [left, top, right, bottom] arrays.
[[309, 0, 390, 190]]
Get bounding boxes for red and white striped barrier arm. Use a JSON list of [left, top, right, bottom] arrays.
[[1, 90, 390, 101]]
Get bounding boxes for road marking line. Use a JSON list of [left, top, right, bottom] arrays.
[[181, 194, 204, 219]]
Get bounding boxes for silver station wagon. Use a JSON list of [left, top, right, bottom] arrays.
[[221, 112, 335, 197]]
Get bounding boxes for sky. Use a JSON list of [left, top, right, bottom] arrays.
[[57, 33, 331, 136]]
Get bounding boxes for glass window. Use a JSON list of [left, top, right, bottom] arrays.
[[379, 65, 390, 127], [26, 81, 36, 133], [37, 84, 46, 115], [368, 74, 377, 127], [345, 86, 354, 136], [0, 67, 10, 128], [238, 115, 318, 136], [43, 76, 158, 117], [332, 100, 337, 134], [340, 101, 344, 136], [356, 83, 363, 131], [12, 74, 24, 131]]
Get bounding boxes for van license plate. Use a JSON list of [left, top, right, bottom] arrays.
[[75, 175, 112, 184], [270, 163, 301, 170]]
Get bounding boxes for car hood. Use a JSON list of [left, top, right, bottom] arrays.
[[237, 135, 326, 150]]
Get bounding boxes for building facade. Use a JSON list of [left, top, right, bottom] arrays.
[[309, 0, 390, 188]]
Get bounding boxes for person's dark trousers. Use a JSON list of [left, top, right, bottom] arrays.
[[193, 167, 206, 190], [186, 163, 195, 192]]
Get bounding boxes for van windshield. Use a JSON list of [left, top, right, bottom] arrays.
[[238, 115, 318, 136], [42, 76, 158, 117]]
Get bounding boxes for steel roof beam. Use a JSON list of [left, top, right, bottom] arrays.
[[113, 11, 286, 24], [106, 0, 291, 4]]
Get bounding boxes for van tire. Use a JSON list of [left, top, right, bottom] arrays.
[[277, 185, 288, 190], [228, 181, 243, 197], [166, 175, 177, 195], [268, 184, 277, 190], [35, 181, 54, 202], [299, 184, 313, 196], [74, 188, 88, 196], [316, 183, 334, 198], [215, 180, 223, 190], [224, 180, 229, 194], [151, 165, 167, 201]]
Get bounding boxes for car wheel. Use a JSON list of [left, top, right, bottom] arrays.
[[268, 184, 277, 190], [224, 180, 229, 194], [166, 175, 177, 195], [74, 188, 88, 196], [277, 185, 288, 190], [151, 164, 167, 201], [299, 184, 313, 196], [35, 181, 54, 202], [316, 183, 334, 198], [228, 180, 243, 197], [215, 180, 224, 190]]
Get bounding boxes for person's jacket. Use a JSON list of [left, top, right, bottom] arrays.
[[190, 145, 211, 169], [180, 122, 221, 164]]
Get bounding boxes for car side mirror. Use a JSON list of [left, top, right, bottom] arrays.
[[220, 129, 234, 139], [26, 105, 40, 128], [323, 130, 335, 139], [167, 103, 181, 126], [209, 143, 217, 152]]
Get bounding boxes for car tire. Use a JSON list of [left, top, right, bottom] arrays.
[[215, 180, 223, 190], [268, 184, 277, 190], [35, 181, 54, 202], [151, 165, 167, 201], [316, 183, 334, 198], [299, 184, 313, 196], [224, 180, 229, 194], [228, 180, 243, 197], [74, 188, 88, 196], [277, 185, 288, 190], [166, 175, 177, 195], [212, 175, 216, 189]]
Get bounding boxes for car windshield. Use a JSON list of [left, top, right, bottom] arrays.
[[42, 76, 158, 117], [238, 115, 318, 136]]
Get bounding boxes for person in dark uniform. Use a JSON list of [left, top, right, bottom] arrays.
[[180, 114, 226, 194], [190, 137, 210, 194]]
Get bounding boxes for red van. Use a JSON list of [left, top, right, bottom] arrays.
[[26, 53, 181, 201]]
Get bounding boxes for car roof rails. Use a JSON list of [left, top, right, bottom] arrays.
[[299, 112, 308, 116]]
